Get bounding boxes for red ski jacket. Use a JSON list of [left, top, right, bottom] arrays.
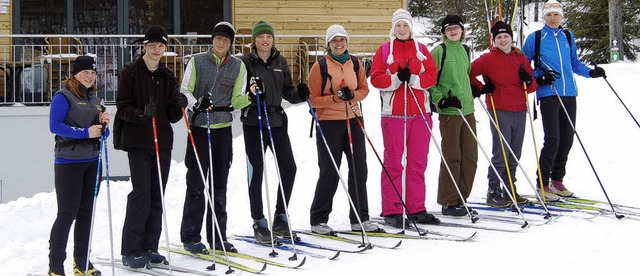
[[470, 47, 537, 112]]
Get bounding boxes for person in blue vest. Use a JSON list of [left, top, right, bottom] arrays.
[[239, 20, 310, 243], [179, 21, 251, 254], [522, 0, 606, 200], [48, 55, 107, 276]]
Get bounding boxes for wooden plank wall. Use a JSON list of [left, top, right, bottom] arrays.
[[233, 0, 405, 83], [0, 1, 11, 61], [234, 0, 404, 36]]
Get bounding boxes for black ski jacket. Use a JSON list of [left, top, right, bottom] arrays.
[[116, 57, 182, 151], [240, 47, 304, 127]]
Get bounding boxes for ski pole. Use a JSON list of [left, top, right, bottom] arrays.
[[476, 97, 552, 218], [182, 106, 234, 273], [401, 83, 408, 230], [453, 107, 529, 228], [261, 98, 301, 260], [151, 114, 173, 274], [590, 61, 640, 129], [346, 102, 427, 236], [344, 100, 366, 244], [257, 86, 299, 259], [203, 108, 238, 272], [487, 93, 516, 201], [548, 83, 624, 219], [305, 99, 372, 248], [522, 80, 548, 204], [101, 119, 116, 275], [406, 87, 478, 223], [85, 112, 106, 276]]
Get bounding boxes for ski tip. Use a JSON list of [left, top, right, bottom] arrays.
[[258, 262, 268, 272], [329, 251, 341, 260], [295, 256, 307, 268], [521, 221, 530, 229]]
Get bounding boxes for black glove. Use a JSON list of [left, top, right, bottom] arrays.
[[438, 96, 462, 109], [250, 76, 264, 93], [482, 77, 495, 94], [249, 87, 266, 104], [396, 66, 411, 83], [297, 83, 310, 101], [590, 67, 606, 78], [536, 71, 556, 85], [471, 85, 483, 98], [143, 102, 157, 117], [519, 65, 533, 85], [175, 93, 187, 108], [194, 94, 212, 111], [337, 86, 354, 101]]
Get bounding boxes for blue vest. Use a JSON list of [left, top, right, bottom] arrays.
[[54, 88, 103, 159]]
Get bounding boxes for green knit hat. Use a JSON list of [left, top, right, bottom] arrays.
[[252, 20, 274, 39]]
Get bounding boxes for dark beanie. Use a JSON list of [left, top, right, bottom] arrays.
[[491, 21, 513, 39], [143, 25, 168, 44], [440, 14, 465, 34], [72, 55, 96, 74], [212, 21, 235, 41], [252, 20, 274, 39]]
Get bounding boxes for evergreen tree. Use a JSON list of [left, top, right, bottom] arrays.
[[408, 1, 527, 51], [565, 0, 639, 62], [408, 0, 639, 61]]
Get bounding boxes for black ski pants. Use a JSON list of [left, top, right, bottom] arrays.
[[121, 148, 171, 257], [49, 161, 99, 271], [243, 123, 297, 221], [180, 126, 232, 247], [310, 118, 369, 225], [537, 96, 576, 186]]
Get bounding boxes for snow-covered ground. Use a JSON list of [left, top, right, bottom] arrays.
[[1, 59, 639, 275]]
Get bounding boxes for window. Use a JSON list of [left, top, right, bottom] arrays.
[[181, 0, 224, 44]]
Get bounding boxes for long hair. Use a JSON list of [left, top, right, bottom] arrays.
[[62, 76, 96, 99], [512, 46, 525, 56]]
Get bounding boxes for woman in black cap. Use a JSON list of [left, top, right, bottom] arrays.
[[429, 14, 478, 217], [470, 21, 537, 207], [48, 55, 108, 276], [115, 25, 187, 268]]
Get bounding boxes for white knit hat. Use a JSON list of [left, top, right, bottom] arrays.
[[325, 24, 349, 46], [542, 0, 563, 18], [386, 9, 426, 66], [389, 9, 414, 40]]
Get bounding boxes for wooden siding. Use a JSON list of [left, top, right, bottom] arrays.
[[0, 1, 11, 62], [233, 0, 405, 83], [234, 0, 404, 36]]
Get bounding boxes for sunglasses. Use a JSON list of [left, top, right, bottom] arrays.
[[544, 3, 562, 9]]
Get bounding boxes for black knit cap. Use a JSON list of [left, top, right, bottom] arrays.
[[72, 55, 96, 74], [440, 14, 465, 34], [212, 21, 235, 41], [143, 25, 169, 44], [491, 21, 513, 39]]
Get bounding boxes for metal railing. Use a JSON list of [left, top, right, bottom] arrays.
[[0, 34, 469, 105]]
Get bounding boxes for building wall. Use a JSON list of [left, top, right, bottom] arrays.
[[0, 0, 10, 62], [233, 0, 404, 36]]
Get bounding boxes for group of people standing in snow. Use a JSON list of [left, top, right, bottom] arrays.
[[47, 0, 608, 274]]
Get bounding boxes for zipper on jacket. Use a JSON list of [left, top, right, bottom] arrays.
[[553, 30, 566, 96]]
